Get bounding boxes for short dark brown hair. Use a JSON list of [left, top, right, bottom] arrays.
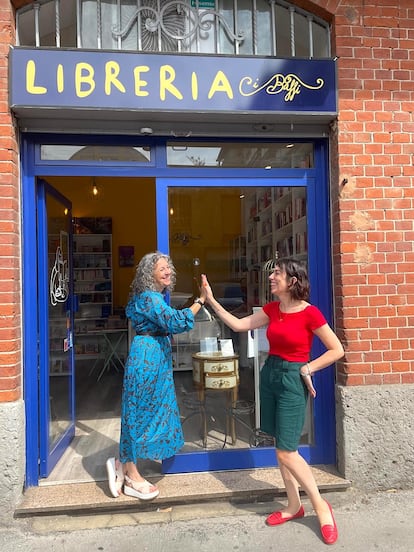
[[275, 257, 310, 301]]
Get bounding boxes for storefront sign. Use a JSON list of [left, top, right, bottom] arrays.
[[190, 0, 216, 7], [10, 48, 337, 114]]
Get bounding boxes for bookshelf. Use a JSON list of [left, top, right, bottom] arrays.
[[73, 233, 113, 360], [238, 186, 308, 308]]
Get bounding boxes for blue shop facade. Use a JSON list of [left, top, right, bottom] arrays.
[[10, 0, 338, 487]]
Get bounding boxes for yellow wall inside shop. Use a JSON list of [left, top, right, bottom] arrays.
[[45, 176, 156, 309], [45, 176, 243, 309], [169, 188, 242, 290]]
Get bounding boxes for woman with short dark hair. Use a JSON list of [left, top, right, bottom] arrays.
[[202, 257, 344, 545]]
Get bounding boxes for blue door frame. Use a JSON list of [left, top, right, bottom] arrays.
[[22, 135, 334, 486], [157, 176, 335, 473], [37, 180, 76, 477]]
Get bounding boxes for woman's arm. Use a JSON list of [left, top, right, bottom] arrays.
[[202, 274, 269, 332], [306, 324, 344, 374], [299, 324, 344, 398]]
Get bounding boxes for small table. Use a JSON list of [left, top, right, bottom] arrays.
[[192, 352, 239, 446], [87, 329, 128, 381]]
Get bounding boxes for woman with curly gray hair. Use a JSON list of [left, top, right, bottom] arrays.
[[106, 251, 207, 501]]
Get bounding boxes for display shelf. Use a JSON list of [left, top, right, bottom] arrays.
[[73, 233, 115, 361], [229, 235, 247, 279], [236, 186, 308, 308]]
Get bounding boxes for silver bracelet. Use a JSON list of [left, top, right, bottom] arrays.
[[301, 362, 312, 377]]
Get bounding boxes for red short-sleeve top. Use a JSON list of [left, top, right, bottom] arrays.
[[262, 301, 327, 362]]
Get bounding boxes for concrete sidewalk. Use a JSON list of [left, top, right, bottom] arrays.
[[1, 487, 413, 551]]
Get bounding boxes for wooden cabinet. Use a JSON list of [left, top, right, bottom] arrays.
[[192, 352, 240, 446], [192, 353, 240, 390]]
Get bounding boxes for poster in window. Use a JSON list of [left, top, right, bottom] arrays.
[[119, 246, 135, 267]]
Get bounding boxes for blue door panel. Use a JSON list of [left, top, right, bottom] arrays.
[[158, 176, 335, 474], [37, 180, 76, 478]]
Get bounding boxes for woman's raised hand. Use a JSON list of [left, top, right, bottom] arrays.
[[201, 274, 213, 304], [199, 278, 208, 304]]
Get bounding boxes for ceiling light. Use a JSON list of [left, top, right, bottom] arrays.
[[92, 178, 98, 196]]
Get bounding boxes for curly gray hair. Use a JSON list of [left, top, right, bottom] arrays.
[[130, 251, 176, 296]]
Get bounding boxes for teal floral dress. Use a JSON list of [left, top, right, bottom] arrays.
[[119, 291, 194, 462]]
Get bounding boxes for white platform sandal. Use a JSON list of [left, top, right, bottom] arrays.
[[106, 457, 125, 498], [123, 474, 160, 500]]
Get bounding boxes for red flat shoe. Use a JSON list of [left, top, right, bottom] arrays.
[[266, 505, 305, 526], [320, 501, 338, 545]]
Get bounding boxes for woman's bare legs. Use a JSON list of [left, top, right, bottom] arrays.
[[276, 449, 334, 526], [278, 461, 302, 516]]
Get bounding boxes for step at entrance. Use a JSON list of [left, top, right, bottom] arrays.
[[16, 465, 350, 517]]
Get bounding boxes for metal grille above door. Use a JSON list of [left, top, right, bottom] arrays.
[[16, 0, 330, 57]]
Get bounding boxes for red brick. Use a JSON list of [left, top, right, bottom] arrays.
[[342, 374, 365, 386], [0, 365, 19, 377], [0, 375, 21, 390], [383, 374, 402, 384], [364, 374, 385, 385], [0, 389, 21, 402]]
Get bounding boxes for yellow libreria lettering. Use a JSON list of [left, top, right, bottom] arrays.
[[160, 65, 183, 101], [26, 60, 47, 94], [24, 59, 240, 104], [105, 61, 126, 95], [56, 64, 64, 93], [208, 70, 233, 99], [191, 72, 198, 100], [75, 63, 95, 98], [133, 66, 150, 96]]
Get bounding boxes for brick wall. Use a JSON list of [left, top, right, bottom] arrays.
[[308, 0, 414, 385], [4, 0, 414, 396], [0, 1, 20, 402]]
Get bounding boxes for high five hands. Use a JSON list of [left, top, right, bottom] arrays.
[[200, 274, 212, 303]]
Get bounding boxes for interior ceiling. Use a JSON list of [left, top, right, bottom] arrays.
[[13, 107, 334, 137]]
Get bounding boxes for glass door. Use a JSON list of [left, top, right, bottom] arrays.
[[37, 179, 75, 477], [156, 177, 335, 473]]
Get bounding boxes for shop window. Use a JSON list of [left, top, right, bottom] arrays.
[[166, 142, 314, 168], [16, 0, 330, 57], [168, 185, 313, 451], [40, 144, 151, 162]]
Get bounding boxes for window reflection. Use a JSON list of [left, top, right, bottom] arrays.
[[40, 145, 151, 162], [169, 185, 312, 452], [167, 142, 314, 168]]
